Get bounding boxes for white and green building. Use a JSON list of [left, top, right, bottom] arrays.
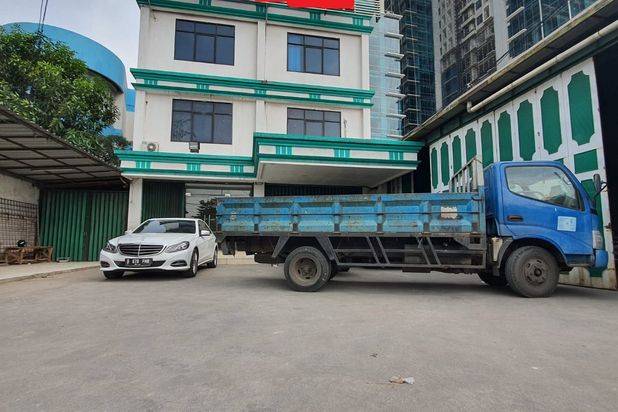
[[409, 3, 618, 289], [118, 0, 421, 228]]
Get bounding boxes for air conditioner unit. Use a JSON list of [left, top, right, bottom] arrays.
[[145, 142, 159, 152]]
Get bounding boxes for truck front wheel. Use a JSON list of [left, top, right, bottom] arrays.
[[505, 246, 559, 298], [284, 246, 331, 292]]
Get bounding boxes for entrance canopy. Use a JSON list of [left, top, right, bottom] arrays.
[[0, 107, 123, 188]]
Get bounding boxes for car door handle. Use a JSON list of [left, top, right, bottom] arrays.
[[507, 215, 524, 222]]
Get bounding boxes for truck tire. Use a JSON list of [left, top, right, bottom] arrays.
[[206, 247, 218, 268], [284, 246, 331, 292], [477, 271, 508, 287], [103, 270, 124, 280], [505, 246, 559, 298]]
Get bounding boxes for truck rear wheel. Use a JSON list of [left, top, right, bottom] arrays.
[[505, 246, 559, 298], [284, 246, 331, 292]]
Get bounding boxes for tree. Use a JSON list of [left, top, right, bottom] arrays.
[[0, 27, 127, 164], [193, 198, 218, 227]]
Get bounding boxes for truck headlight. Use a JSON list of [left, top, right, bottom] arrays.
[[592, 230, 604, 250], [103, 242, 117, 253], [165, 241, 190, 253]]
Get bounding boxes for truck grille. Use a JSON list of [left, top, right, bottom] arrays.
[[118, 244, 163, 256]]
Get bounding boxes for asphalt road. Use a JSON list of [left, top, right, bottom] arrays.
[[1, 265, 617, 411]]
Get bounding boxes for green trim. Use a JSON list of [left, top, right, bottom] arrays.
[[123, 167, 256, 178], [116, 149, 253, 165], [540, 86, 562, 154], [431, 147, 438, 189], [480, 121, 494, 167], [440, 142, 449, 186], [517, 100, 536, 161], [132, 69, 374, 100], [134, 82, 372, 108], [568, 71, 595, 146], [135, 0, 373, 33], [254, 132, 424, 151], [574, 149, 598, 174], [258, 154, 418, 167], [452, 135, 462, 173]]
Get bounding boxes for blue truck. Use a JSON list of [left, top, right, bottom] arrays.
[[216, 160, 608, 297]]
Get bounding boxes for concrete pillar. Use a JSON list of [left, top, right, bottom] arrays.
[[132, 90, 147, 149], [256, 20, 266, 81], [253, 182, 265, 197], [127, 178, 144, 230]]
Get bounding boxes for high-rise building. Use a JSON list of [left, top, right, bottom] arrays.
[[387, 0, 437, 135], [432, 0, 599, 111]]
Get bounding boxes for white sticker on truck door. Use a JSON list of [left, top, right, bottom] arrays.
[[557, 216, 577, 232]]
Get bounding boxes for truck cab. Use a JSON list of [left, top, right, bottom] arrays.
[[484, 161, 607, 294]]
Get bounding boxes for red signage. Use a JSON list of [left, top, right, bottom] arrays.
[[254, 0, 354, 10]]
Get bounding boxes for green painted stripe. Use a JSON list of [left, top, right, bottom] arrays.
[[258, 154, 418, 167], [116, 149, 253, 165], [133, 82, 373, 108], [124, 167, 257, 178], [135, 0, 373, 33], [254, 132, 424, 151], [574, 149, 598, 174], [131, 68, 374, 99]]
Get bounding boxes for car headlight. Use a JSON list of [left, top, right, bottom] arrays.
[[103, 242, 117, 253], [165, 241, 190, 253], [592, 230, 604, 249]]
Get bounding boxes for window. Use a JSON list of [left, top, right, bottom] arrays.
[[287, 33, 340, 76], [505, 166, 581, 210], [174, 19, 234, 65], [134, 220, 197, 234], [171, 99, 232, 144], [287, 108, 341, 137]]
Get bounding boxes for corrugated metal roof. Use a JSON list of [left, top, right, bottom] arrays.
[[0, 106, 123, 188]]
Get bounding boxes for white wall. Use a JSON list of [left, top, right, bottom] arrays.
[[264, 24, 363, 89], [264, 102, 365, 137], [139, 9, 258, 79], [0, 173, 39, 204], [136, 93, 256, 157]]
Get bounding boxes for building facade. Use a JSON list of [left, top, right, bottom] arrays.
[[120, 0, 422, 229], [2, 22, 136, 139]]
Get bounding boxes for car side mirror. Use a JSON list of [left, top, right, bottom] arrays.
[[200, 229, 211, 237]]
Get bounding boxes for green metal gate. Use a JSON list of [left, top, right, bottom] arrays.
[[39, 190, 128, 261], [141, 180, 185, 221]]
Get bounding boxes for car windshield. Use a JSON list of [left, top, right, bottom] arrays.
[[133, 220, 196, 234]]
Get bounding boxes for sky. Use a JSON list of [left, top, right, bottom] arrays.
[[1, 0, 140, 83]]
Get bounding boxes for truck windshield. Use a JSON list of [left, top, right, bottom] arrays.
[[505, 166, 581, 210], [133, 220, 196, 234]]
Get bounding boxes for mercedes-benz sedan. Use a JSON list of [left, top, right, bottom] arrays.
[[100, 218, 217, 279]]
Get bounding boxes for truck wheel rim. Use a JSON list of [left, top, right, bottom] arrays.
[[290, 256, 319, 286], [523, 258, 549, 285]]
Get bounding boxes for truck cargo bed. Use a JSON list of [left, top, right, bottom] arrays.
[[216, 192, 485, 238]]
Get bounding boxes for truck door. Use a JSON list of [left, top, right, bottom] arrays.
[[501, 164, 593, 256]]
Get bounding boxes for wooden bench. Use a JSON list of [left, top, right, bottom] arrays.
[[4, 246, 54, 265]]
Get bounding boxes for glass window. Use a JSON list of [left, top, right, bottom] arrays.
[[506, 166, 580, 210], [134, 219, 197, 234], [172, 99, 232, 144], [286, 108, 340, 137], [287, 33, 340, 76], [174, 19, 234, 65]]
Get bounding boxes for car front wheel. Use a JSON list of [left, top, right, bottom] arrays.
[[182, 250, 199, 278], [207, 247, 218, 268]]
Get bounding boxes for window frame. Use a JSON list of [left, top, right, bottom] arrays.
[[504, 165, 583, 211], [287, 33, 340, 76], [174, 19, 235, 66], [287, 108, 341, 137], [171, 99, 233, 145]]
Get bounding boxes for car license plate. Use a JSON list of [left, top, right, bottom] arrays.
[[125, 258, 152, 267]]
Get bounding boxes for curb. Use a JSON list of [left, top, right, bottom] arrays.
[[0, 265, 99, 285]]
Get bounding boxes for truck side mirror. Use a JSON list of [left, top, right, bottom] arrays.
[[593, 173, 603, 195]]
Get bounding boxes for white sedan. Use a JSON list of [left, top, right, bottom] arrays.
[[99, 218, 218, 279]]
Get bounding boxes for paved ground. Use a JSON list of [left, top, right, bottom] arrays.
[[0, 262, 99, 283], [1, 265, 617, 411]]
